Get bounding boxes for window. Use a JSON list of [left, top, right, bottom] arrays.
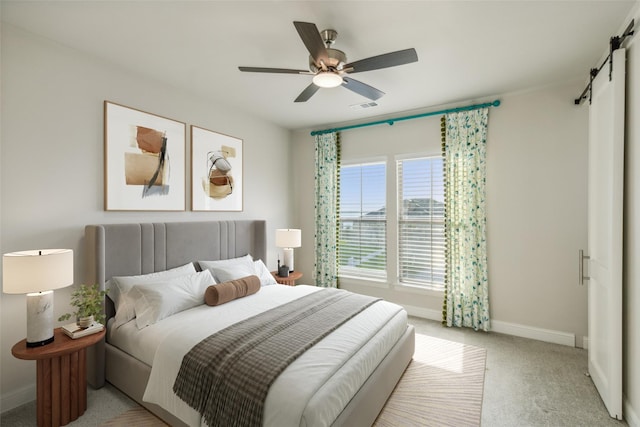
[[339, 162, 386, 280], [397, 156, 445, 290]]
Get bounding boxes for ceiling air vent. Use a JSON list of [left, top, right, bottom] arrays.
[[350, 101, 379, 110]]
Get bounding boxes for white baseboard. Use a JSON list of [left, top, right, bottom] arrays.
[[405, 306, 577, 347], [0, 383, 35, 414], [626, 394, 640, 427], [403, 304, 442, 322], [488, 320, 576, 347]]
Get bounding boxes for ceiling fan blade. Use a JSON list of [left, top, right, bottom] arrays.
[[294, 83, 320, 103], [238, 66, 310, 74], [344, 48, 418, 73], [342, 77, 385, 101], [293, 21, 329, 66]]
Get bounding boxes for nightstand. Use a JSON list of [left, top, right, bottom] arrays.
[[271, 271, 303, 286], [11, 327, 105, 427]]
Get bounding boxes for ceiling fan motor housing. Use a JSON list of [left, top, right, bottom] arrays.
[[309, 48, 346, 72]]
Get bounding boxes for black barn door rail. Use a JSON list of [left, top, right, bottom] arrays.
[[575, 19, 634, 105]]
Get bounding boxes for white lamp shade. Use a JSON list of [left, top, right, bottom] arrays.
[[3, 249, 74, 294], [275, 229, 301, 248]]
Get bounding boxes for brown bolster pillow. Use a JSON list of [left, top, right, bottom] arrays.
[[205, 275, 261, 306]]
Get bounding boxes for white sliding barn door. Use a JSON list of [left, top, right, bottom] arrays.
[[587, 48, 625, 420]]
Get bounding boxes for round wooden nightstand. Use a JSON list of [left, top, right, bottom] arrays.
[[271, 271, 303, 286], [12, 327, 105, 427]]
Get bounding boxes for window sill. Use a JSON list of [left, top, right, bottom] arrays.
[[394, 282, 444, 297], [338, 276, 445, 297], [338, 275, 389, 289]]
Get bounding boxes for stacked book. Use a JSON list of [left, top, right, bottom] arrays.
[[62, 322, 104, 339]]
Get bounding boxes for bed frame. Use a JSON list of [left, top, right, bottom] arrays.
[[85, 220, 414, 427]]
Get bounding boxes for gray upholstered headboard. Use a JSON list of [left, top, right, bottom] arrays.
[[83, 220, 266, 389], [85, 220, 267, 319]]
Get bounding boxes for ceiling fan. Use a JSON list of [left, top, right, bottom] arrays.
[[238, 21, 418, 103]]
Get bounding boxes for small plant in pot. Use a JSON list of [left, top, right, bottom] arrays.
[[58, 284, 108, 328]]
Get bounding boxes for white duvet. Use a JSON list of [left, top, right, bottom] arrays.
[[110, 285, 407, 427]]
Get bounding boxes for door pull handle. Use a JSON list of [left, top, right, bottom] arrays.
[[579, 249, 590, 285]]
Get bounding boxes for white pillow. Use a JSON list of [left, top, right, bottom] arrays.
[[198, 254, 254, 282], [208, 259, 277, 286], [109, 263, 197, 328], [132, 270, 215, 329], [214, 263, 257, 283], [254, 260, 277, 286]]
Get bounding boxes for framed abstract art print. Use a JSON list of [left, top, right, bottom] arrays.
[[191, 125, 243, 211], [104, 101, 186, 211]]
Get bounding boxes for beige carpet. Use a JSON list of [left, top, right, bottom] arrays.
[[102, 334, 487, 427]]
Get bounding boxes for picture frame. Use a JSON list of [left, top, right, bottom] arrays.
[[104, 101, 186, 211], [191, 125, 243, 211]]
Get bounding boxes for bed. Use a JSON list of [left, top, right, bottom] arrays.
[[85, 220, 415, 427]]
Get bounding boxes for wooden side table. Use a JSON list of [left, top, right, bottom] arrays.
[[12, 327, 105, 427], [271, 270, 303, 286]]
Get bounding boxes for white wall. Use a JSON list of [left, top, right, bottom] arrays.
[[292, 79, 589, 344], [487, 83, 588, 343], [0, 25, 291, 411]]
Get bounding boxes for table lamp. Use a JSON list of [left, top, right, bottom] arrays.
[[3, 249, 73, 347], [276, 229, 301, 272]]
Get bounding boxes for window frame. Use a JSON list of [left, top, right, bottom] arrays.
[[395, 153, 446, 292], [338, 158, 388, 282], [336, 153, 445, 295]]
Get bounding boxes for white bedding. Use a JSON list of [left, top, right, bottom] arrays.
[[109, 284, 408, 427]]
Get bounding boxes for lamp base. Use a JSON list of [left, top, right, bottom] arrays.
[[26, 291, 55, 347], [283, 248, 295, 272], [26, 336, 55, 348]]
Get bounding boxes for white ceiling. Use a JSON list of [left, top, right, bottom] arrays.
[[2, 1, 636, 130]]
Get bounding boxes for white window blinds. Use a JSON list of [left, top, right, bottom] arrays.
[[339, 162, 387, 280], [397, 156, 445, 289]]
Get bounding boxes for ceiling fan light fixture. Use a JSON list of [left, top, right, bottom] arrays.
[[313, 72, 343, 88]]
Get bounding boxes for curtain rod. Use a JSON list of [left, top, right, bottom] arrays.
[[310, 99, 501, 136]]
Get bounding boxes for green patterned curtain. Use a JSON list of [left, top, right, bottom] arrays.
[[442, 109, 490, 331], [314, 132, 341, 288]]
